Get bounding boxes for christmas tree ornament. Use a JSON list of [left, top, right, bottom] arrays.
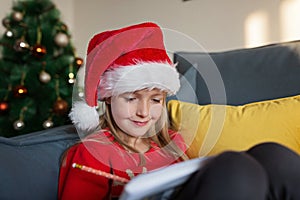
[[2, 17, 10, 28], [75, 57, 84, 67], [14, 39, 29, 52], [68, 78, 75, 84], [13, 119, 25, 130], [60, 23, 68, 32], [12, 11, 23, 22], [0, 101, 9, 115], [43, 119, 54, 129], [31, 44, 47, 58], [54, 32, 69, 47], [5, 30, 14, 38], [78, 91, 84, 98], [68, 72, 75, 84], [77, 86, 84, 98], [53, 98, 68, 115], [39, 70, 51, 83], [13, 85, 28, 98]]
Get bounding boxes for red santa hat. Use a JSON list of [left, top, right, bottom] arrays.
[[69, 22, 180, 132]]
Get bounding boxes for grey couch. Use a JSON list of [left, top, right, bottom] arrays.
[[1, 40, 300, 200], [0, 125, 78, 200]]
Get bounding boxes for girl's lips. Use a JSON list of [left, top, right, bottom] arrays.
[[132, 120, 149, 127]]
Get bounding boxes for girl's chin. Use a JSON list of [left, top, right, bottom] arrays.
[[126, 131, 148, 138]]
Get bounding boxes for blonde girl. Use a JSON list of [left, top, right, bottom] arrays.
[[58, 22, 188, 200]]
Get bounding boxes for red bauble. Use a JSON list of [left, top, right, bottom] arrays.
[[53, 98, 68, 115], [31, 44, 47, 58], [13, 85, 28, 98], [0, 101, 9, 115], [75, 57, 83, 67]]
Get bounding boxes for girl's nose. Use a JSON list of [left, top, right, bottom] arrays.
[[136, 100, 150, 118]]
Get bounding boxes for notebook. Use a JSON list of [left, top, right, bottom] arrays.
[[119, 157, 211, 200]]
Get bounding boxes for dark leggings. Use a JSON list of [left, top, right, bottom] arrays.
[[174, 142, 300, 200]]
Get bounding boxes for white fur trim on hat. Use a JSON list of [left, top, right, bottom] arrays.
[[69, 101, 100, 132], [98, 62, 180, 100]]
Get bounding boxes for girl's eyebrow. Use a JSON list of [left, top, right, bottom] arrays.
[[150, 93, 164, 97]]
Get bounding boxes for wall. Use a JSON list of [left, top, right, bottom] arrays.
[[1, 0, 300, 58]]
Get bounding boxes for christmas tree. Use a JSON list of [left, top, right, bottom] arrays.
[[0, 0, 83, 137]]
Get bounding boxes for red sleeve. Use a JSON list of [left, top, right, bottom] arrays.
[[58, 143, 111, 200]]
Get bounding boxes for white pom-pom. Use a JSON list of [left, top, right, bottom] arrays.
[[69, 101, 99, 132]]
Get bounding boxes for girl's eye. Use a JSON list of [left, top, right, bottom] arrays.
[[125, 97, 136, 102], [152, 98, 162, 103]]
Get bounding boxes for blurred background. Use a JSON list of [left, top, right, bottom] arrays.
[[2, 0, 300, 57]]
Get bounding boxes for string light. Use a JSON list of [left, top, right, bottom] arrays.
[[5, 30, 13, 37]]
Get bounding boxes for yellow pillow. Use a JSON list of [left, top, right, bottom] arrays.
[[167, 95, 300, 158]]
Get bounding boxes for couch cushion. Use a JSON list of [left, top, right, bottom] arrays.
[[168, 95, 300, 158], [173, 40, 300, 105], [0, 125, 79, 200]]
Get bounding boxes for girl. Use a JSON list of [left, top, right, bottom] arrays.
[[58, 22, 188, 200], [59, 22, 300, 200]]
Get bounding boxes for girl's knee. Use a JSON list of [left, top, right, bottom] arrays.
[[214, 151, 267, 179], [248, 142, 296, 155], [246, 143, 300, 199], [202, 151, 268, 188], [247, 142, 300, 180], [178, 151, 268, 200], [247, 142, 300, 166]]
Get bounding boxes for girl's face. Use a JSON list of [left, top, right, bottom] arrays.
[[109, 88, 165, 138]]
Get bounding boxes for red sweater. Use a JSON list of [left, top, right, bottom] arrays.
[[58, 130, 186, 200]]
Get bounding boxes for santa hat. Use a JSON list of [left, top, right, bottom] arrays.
[[69, 22, 180, 132]]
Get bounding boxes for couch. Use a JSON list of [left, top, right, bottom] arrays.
[[0, 125, 79, 200], [1, 40, 300, 200]]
